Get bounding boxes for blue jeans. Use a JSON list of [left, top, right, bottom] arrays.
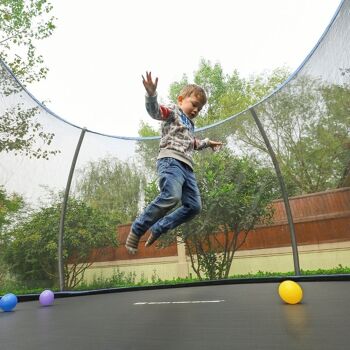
[[132, 157, 202, 238]]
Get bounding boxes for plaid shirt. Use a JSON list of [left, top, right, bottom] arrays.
[[145, 94, 209, 169]]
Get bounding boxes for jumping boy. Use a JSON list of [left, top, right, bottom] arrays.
[[126, 72, 222, 254]]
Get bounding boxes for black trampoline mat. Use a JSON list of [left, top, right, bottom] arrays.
[[1, 281, 349, 350]]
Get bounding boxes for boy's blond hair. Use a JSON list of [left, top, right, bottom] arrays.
[[179, 84, 207, 105]]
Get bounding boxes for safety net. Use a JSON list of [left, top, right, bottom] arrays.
[[0, 0, 349, 291]]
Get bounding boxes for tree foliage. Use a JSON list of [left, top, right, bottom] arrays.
[[137, 121, 160, 180], [137, 59, 288, 179], [145, 149, 278, 280], [139, 60, 288, 133], [235, 75, 350, 194], [169, 59, 289, 128], [321, 71, 350, 187], [0, 1, 59, 159], [136, 59, 349, 279], [138, 120, 159, 137], [147, 58, 349, 194], [75, 157, 146, 226], [0, 0, 56, 84], [0, 185, 23, 230], [0, 186, 23, 284], [3, 196, 117, 289], [0, 98, 59, 159]]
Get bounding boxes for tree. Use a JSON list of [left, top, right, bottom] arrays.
[[234, 75, 350, 194], [0, 185, 23, 230], [321, 69, 350, 188], [3, 196, 117, 289], [75, 156, 146, 226], [184, 150, 278, 280], [0, 0, 56, 84], [217, 66, 290, 123], [145, 149, 278, 280], [0, 1, 59, 159], [136, 122, 161, 181], [0, 186, 23, 285], [139, 59, 288, 134], [137, 120, 160, 176], [0, 95, 59, 159], [138, 120, 159, 137]]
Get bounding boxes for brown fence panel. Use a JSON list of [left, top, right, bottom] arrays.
[[89, 188, 350, 261]]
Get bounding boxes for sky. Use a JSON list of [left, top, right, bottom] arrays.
[[29, 0, 342, 137]]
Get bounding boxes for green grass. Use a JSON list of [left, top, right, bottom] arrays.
[[1, 265, 349, 296], [230, 265, 350, 279]]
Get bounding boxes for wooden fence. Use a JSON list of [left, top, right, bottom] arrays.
[[90, 187, 350, 262]]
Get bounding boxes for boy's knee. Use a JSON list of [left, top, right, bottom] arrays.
[[162, 195, 181, 210], [190, 202, 202, 216]]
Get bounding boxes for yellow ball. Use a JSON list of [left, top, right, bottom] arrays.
[[278, 280, 303, 304]]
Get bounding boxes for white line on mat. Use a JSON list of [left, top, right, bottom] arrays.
[[134, 300, 225, 305]]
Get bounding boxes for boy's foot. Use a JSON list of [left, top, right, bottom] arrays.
[[145, 233, 158, 247], [125, 231, 140, 254]]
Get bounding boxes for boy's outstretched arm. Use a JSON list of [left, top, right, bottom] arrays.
[[142, 71, 172, 120]]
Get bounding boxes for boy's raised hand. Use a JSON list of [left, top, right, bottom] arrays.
[[142, 71, 158, 97]]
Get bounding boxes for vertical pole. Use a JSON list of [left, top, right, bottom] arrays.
[[58, 128, 87, 291], [250, 108, 300, 275]]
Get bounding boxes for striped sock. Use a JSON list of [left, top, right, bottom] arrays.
[[125, 231, 140, 254]]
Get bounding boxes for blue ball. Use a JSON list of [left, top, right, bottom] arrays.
[[0, 293, 18, 312]]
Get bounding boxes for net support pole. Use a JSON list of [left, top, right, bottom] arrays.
[[58, 128, 87, 291], [250, 108, 300, 275]]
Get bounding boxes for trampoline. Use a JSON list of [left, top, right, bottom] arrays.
[[1, 276, 350, 349]]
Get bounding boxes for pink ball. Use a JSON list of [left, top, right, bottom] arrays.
[[39, 290, 55, 306]]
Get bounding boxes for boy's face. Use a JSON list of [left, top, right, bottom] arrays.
[[177, 94, 204, 119]]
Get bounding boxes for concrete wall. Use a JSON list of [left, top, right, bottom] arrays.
[[83, 240, 350, 283]]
